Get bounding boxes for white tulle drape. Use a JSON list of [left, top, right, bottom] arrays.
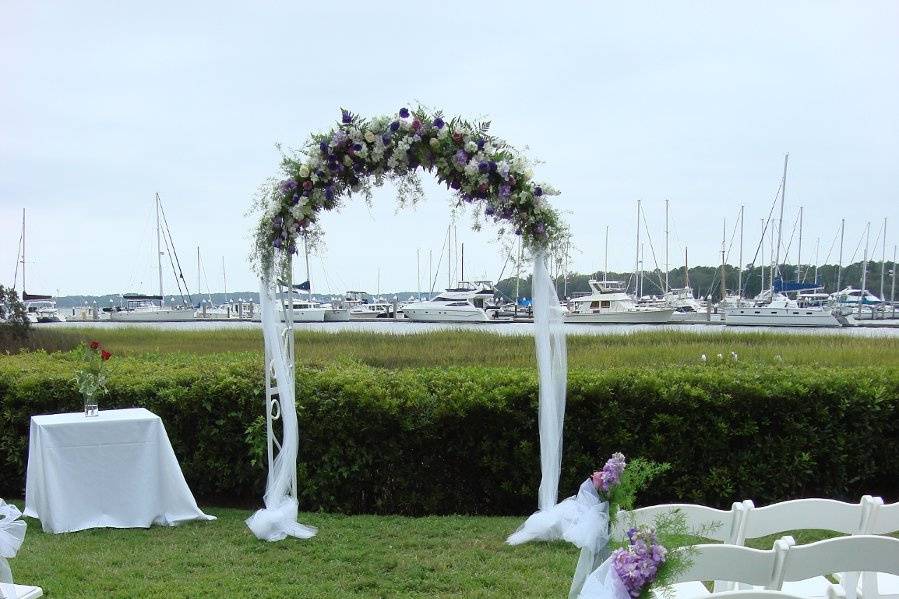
[[577, 555, 631, 599], [531, 249, 568, 510], [245, 278, 317, 542], [1, 499, 26, 599]]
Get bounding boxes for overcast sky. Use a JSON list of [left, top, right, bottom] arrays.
[[2, 1, 897, 297]]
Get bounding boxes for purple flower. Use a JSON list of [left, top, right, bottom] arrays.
[[478, 161, 490, 173], [485, 205, 495, 216], [382, 133, 392, 145], [591, 452, 626, 493], [534, 186, 543, 196], [291, 193, 301, 206], [352, 143, 363, 152], [272, 216, 283, 229], [279, 179, 298, 194], [450, 179, 461, 190], [324, 186, 334, 201], [273, 238, 283, 250], [499, 184, 511, 198], [476, 138, 485, 150], [319, 141, 329, 155], [454, 149, 468, 166], [390, 121, 400, 132], [341, 109, 353, 124], [489, 161, 497, 172], [433, 117, 445, 129], [399, 107, 410, 118], [535, 222, 546, 236]]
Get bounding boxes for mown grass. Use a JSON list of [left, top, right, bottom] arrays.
[[8, 327, 899, 369], [9, 500, 895, 599]]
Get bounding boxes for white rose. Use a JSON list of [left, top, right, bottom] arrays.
[[298, 165, 310, 178], [429, 138, 439, 149], [365, 131, 376, 143]]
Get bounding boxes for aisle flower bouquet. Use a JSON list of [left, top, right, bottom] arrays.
[[579, 511, 694, 599], [73, 340, 111, 417]]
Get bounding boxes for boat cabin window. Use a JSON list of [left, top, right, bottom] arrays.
[[590, 301, 600, 309], [601, 301, 610, 308]]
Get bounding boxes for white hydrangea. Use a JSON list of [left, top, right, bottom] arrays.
[[465, 140, 478, 153]]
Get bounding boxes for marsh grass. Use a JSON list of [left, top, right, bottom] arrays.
[[10, 327, 898, 369]]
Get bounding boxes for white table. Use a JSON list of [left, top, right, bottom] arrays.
[[24, 408, 214, 534]]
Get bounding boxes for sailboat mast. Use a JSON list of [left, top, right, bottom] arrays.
[[880, 217, 887, 302], [814, 237, 820, 284], [684, 247, 689, 290], [514, 238, 522, 314], [774, 153, 788, 287], [664, 199, 669, 292], [604, 225, 609, 284], [21, 208, 25, 293], [635, 200, 641, 296], [416, 248, 421, 302], [860, 221, 870, 317], [156, 193, 164, 306], [222, 257, 227, 297], [891, 244, 897, 319], [837, 218, 845, 290], [461, 242, 464, 282], [797, 206, 803, 283], [720, 218, 726, 302], [738, 205, 744, 299], [760, 219, 765, 294], [197, 247, 201, 298]]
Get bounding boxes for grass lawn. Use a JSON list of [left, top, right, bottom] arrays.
[[11, 327, 899, 368], [8, 501, 869, 599]]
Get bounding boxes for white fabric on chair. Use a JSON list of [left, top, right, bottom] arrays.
[[24, 408, 214, 534], [1, 499, 27, 599]]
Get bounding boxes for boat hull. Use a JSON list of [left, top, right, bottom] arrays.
[[724, 307, 841, 327], [403, 306, 491, 323], [565, 308, 674, 324], [324, 309, 351, 322]]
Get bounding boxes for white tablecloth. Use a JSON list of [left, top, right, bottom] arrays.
[[24, 408, 214, 534]]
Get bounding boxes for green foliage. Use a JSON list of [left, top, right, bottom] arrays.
[[1, 353, 896, 513], [0, 285, 30, 344], [608, 459, 670, 524]]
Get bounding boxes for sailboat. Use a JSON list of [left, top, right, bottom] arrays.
[[724, 155, 841, 328], [110, 194, 195, 322], [13, 209, 65, 323]]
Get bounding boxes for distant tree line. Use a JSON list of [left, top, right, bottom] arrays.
[[496, 260, 897, 301]]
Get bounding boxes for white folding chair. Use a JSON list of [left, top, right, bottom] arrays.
[[705, 592, 807, 599], [1, 585, 44, 599], [652, 538, 794, 599], [736, 497, 878, 598], [849, 499, 899, 599], [614, 503, 746, 598], [776, 535, 899, 599]]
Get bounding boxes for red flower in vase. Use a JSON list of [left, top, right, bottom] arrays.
[[100, 350, 111, 361]]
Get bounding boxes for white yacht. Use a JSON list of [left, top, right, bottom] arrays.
[[252, 296, 328, 323], [402, 281, 498, 323], [23, 296, 66, 323], [320, 303, 351, 322], [830, 287, 882, 315], [341, 291, 394, 320], [110, 294, 195, 322], [565, 280, 674, 324], [724, 293, 841, 327]]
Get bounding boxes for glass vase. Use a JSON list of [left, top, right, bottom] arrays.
[[84, 391, 99, 417]]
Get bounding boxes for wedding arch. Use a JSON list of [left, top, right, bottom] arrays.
[[246, 107, 569, 542]]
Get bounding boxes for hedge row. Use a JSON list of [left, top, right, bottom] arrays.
[[1, 353, 897, 514]]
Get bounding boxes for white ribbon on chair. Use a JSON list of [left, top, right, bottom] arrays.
[[577, 555, 631, 599], [245, 278, 317, 542], [1, 499, 27, 599]]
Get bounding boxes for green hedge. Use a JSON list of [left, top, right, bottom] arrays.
[[1, 352, 896, 514]]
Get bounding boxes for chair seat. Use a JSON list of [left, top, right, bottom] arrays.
[[871, 573, 899, 597]]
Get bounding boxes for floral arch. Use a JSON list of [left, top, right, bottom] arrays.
[[246, 107, 568, 542]]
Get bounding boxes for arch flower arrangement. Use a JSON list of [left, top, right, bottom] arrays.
[[247, 107, 568, 543], [252, 107, 565, 279]]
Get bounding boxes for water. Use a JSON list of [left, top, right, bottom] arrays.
[[40, 320, 899, 337]]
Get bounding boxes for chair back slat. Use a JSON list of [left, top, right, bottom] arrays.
[[614, 503, 740, 543], [868, 501, 899, 535], [741, 499, 866, 540], [671, 543, 783, 587], [778, 536, 899, 583]]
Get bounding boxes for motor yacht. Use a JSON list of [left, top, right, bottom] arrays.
[[565, 280, 673, 323], [402, 281, 499, 323], [724, 293, 841, 327]]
